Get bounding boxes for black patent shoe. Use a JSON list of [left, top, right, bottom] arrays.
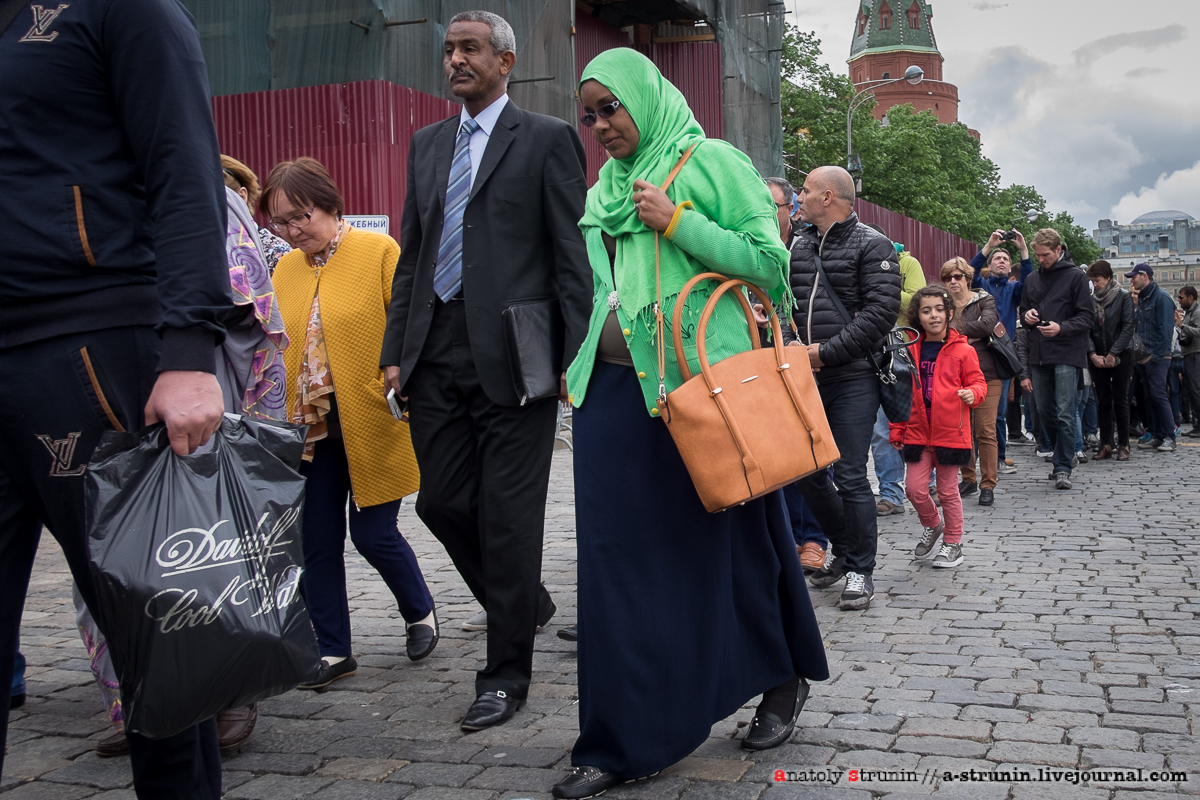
[[406, 609, 439, 662], [461, 690, 524, 732], [742, 678, 810, 751], [557, 626, 578, 642], [552, 766, 623, 799], [297, 656, 357, 691]]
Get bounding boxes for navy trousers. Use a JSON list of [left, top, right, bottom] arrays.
[[298, 438, 434, 658], [0, 327, 220, 800]]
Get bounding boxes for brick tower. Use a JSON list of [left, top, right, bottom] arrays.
[[847, 1, 963, 127]]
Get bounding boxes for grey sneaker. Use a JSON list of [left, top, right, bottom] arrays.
[[838, 572, 874, 610], [1035, 448, 1053, 458], [809, 555, 846, 589], [1075, 450, 1089, 464], [915, 522, 944, 559], [931, 543, 963, 568], [999, 460, 1017, 474], [1137, 438, 1163, 450], [461, 610, 488, 631], [1054, 472, 1072, 490], [1157, 439, 1177, 452]]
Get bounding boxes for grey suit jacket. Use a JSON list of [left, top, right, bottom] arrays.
[[381, 100, 591, 407]]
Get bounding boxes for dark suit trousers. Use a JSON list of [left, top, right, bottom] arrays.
[[407, 300, 557, 699], [0, 327, 221, 800]]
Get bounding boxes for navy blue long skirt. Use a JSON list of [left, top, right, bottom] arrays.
[[570, 361, 829, 778]]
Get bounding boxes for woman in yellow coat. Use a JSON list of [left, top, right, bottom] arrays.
[[262, 157, 436, 688]]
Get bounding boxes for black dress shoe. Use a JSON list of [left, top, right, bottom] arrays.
[[461, 690, 524, 732], [742, 678, 809, 751], [406, 609, 439, 662], [557, 626, 578, 642], [9, 692, 25, 710], [537, 592, 557, 630], [552, 766, 623, 799], [297, 656, 357, 691], [978, 488, 994, 506], [957, 480, 978, 497]]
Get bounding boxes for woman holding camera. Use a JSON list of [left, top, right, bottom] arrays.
[[1085, 260, 1134, 460], [264, 157, 438, 687]]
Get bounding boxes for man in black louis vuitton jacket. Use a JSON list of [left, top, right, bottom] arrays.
[[785, 167, 900, 612]]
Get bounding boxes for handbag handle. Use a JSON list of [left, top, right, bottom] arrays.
[[670, 271, 759, 382], [654, 144, 697, 400]]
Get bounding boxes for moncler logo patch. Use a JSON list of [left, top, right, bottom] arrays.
[[19, 4, 69, 42], [881, 260, 892, 270]]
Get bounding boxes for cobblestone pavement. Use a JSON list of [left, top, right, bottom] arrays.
[[5, 437, 1199, 800]]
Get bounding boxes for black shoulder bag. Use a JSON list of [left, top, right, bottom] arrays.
[[812, 254, 918, 423]]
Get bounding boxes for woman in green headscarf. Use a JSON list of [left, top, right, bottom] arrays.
[[554, 49, 828, 800]]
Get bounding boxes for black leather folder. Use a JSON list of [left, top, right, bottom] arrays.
[[501, 299, 563, 405]]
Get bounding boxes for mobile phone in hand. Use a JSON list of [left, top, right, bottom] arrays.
[[386, 388, 409, 422], [1037, 320, 1052, 327]]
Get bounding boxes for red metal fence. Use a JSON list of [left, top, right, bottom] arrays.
[[213, 81, 456, 233], [854, 199, 979, 281]]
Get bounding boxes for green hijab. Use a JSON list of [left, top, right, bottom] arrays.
[[578, 49, 788, 317]]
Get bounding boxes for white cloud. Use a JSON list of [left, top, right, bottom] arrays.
[[1109, 161, 1200, 222], [783, 0, 1199, 232]]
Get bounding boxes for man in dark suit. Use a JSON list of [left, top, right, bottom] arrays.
[[381, 10, 591, 732]]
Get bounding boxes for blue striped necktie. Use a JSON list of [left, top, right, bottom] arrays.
[[433, 117, 480, 302]]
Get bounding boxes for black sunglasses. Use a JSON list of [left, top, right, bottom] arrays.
[[580, 99, 621, 127]]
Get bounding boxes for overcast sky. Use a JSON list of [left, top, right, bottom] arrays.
[[784, 0, 1199, 231]]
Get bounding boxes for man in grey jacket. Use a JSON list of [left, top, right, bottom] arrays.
[[1177, 285, 1200, 437]]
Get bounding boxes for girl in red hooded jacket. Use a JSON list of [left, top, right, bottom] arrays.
[[890, 286, 987, 567]]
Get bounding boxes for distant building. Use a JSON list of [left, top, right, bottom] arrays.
[[1093, 211, 1200, 297], [847, 0, 978, 139]]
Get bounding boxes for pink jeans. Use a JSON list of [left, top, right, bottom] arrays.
[[904, 447, 963, 545]]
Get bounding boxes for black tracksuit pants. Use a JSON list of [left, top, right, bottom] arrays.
[[0, 326, 221, 800]]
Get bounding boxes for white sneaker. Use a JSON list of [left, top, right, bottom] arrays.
[[461, 610, 487, 631], [999, 462, 1017, 474]]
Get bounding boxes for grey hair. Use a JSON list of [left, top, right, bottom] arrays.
[[764, 177, 794, 201], [449, 10, 517, 56]]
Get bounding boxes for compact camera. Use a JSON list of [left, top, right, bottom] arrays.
[[999, 229, 1018, 241]]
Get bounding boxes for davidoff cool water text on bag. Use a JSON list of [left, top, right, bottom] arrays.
[[86, 415, 320, 739]]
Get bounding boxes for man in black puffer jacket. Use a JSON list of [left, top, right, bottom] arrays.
[[786, 167, 901, 611]]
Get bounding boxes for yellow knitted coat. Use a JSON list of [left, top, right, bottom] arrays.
[[274, 226, 419, 507]]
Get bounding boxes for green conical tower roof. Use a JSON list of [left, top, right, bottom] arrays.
[[849, 0, 939, 60]]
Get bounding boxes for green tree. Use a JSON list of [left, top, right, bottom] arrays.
[[779, 25, 1099, 260]]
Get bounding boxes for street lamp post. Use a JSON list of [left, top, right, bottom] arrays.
[[846, 64, 924, 193]]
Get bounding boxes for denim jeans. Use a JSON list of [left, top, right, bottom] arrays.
[[795, 374, 880, 576], [1081, 385, 1098, 438], [1169, 358, 1185, 424], [996, 379, 1010, 460], [1073, 388, 1084, 454], [1136, 357, 1175, 441], [1031, 364, 1081, 475], [870, 406, 905, 506], [783, 482, 829, 549]]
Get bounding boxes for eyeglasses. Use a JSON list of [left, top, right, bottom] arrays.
[[774, 202, 791, 209], [268, 206, 315, 235], [580, 99, 621, 127], [945, 274, 968, 282]]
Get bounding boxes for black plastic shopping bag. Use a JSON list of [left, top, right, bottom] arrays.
[[86, 415, 320, 739]]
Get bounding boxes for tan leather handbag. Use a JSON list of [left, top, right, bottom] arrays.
[[653, 149, 840, 513]]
